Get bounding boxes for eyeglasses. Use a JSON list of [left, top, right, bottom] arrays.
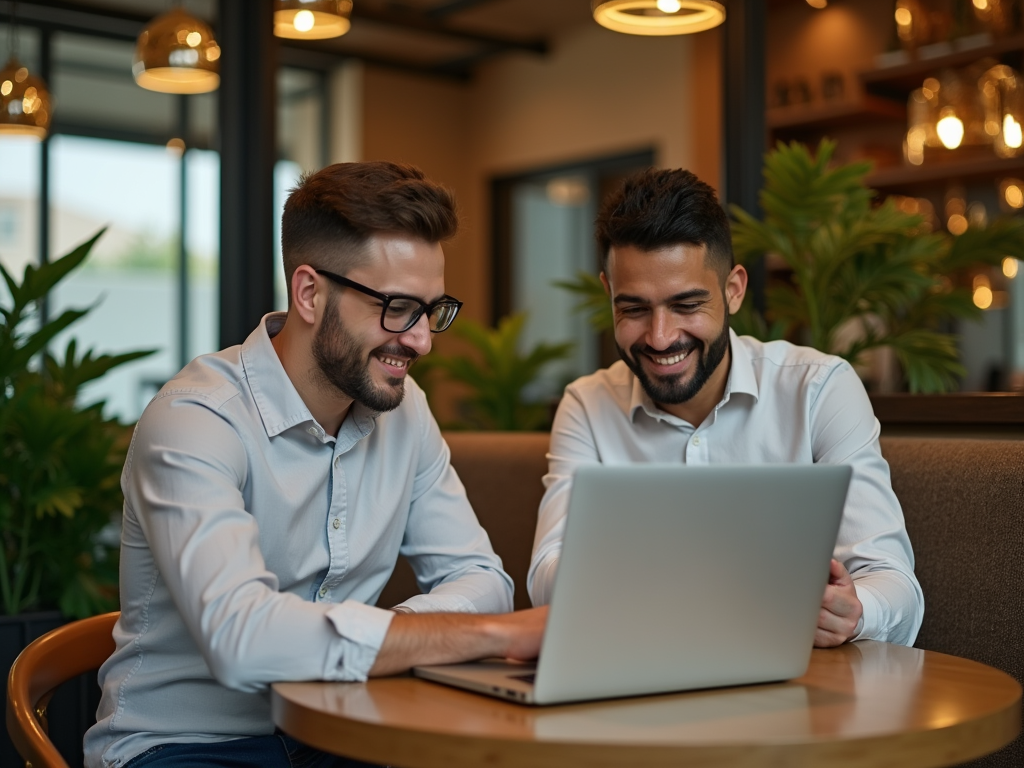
[[315, 269, 463, 333]]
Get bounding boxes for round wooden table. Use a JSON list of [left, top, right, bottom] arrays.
[[272, 641, 1022, 768]]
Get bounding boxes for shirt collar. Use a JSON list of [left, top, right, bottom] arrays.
[[240, 312, 381, 440], [627, 328, 760, 424]]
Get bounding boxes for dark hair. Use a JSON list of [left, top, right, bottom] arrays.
[[281, 161, 459, 296], [595, 168, 733, 280]]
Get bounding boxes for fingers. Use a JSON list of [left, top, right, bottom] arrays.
[[829, 558, 851, 586]]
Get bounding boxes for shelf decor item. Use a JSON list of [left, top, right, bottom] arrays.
[[133, 6, 220, 94], [274, 0, 352, 40], [981, 63, 1024, 157], [972, 0, 1015, 37], [0, 230, 155, 619]]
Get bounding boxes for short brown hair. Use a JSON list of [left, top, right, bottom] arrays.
[[281, 161, 458, 297]]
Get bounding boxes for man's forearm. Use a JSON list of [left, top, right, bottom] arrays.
[[369, 607, 547, 677]]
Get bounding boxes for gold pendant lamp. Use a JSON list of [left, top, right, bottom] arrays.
[[592, 0, 726, 36], [1, 3, 52, 140], [133, 7, 221, 94], [0, 56, 51, 139], [274, 1, 353, 40]]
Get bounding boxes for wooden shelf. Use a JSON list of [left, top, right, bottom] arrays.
[[871, 394, 1024, 424], [862, 33, 1024, 100], [866, 154, 1024, 192], [768, 96, 906, 133]]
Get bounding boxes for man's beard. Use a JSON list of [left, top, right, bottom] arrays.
[[311, 295, 418, 412], [617, 314, 730, 407]]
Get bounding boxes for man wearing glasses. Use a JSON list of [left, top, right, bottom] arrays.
[[86, 162, 546, 768]]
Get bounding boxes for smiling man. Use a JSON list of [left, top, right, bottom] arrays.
[[85, 162, 546, 768], [528, 168, 923, 649]]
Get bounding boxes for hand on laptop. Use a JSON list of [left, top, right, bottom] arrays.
[[814, 559, 863, 648]]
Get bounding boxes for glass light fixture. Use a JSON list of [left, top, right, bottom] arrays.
[[133, 7, 220, 94], [275, 1, 352, 40], [981, 64, 1024, 158], [0, 56, 51, 140], [592, 0, 725, 36]]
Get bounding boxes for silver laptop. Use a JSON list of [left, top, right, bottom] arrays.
[[414, 463, 851, 705]]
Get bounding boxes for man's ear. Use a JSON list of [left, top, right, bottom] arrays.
[[292, 265, 320, 326], [599, 271, 611, 296], [725, 264, 747, 315]]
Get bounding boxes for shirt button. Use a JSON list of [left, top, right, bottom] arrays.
[[319, 586, 328, 597], [307, 426, 318, 436], [692, 435, 701, 446], [332, 518, 341, 530]]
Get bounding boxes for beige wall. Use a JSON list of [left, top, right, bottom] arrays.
[[359, 19, 722, 323]]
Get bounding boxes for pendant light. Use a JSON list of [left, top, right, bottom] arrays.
[[592, 0, 725, 36], [274, 1, 352, 40], [133, 7, 220, 94], [1, 3, 52, 139]]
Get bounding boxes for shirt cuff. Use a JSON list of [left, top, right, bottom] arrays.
[[851, 581, 882, 642], [393, 593, 477, 614], [325, 600, 395, 681]]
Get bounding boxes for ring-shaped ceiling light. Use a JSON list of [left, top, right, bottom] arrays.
[[274, 0, 353, 40], [133, 7, 220, 94], [592, 0, 726, 36], [0, 56, 52, 139]]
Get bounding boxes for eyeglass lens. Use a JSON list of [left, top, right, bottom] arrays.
[[382, 297, 459, 333]]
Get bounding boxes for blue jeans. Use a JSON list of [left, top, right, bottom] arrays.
[[122, 733, 384, 768]]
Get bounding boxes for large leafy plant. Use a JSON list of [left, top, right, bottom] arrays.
[[416, 313, 573, 430], [0, 231, 154, 618], [557, 141, 1024, 393]]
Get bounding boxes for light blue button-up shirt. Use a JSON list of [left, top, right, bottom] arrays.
[[85, 313, 512, 768], [529, 331, 923, 646]]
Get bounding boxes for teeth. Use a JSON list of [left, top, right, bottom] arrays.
[[653, 351, 688, 366], [379, 355, 407, 368]]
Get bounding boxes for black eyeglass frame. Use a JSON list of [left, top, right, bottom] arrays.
[[315, 269, 463, 333]]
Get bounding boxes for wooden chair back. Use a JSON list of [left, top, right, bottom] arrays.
[[6, 612, 118, 768]]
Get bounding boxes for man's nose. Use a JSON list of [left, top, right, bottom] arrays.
[[398, 311, 432, 356], [646, 307, 679, 351]]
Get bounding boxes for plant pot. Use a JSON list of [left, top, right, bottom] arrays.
[[1, 611, 101, 768]]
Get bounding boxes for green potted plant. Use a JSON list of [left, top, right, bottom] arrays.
[[1, 229, 155, 619], [415, 313, 573, 430], [557, 140, 1024, 393]]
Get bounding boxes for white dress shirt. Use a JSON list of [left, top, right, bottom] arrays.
[[85, 313, 512, 768], [528, 330, 923, 647]]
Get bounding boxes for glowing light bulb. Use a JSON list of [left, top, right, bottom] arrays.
[[806, 0, 827, 7], [973, 0, 989, 9], [947, 213, 969, 235], [1006, 184, 1024, 208], [1004, 257, 1019, 278], [0, 80, 11, 96], [895, 7, 912, 25], [937, 114, 964, 149], [973, 285, 993, 309], [294, 10, 315, 32], [186, 31, 202, 47], [1004, 114, 1023, 149]]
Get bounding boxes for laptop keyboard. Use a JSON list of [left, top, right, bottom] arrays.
[[509, 673, 536, 684]]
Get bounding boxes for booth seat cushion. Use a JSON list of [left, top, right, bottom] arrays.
[[376, 431, 550, 612]]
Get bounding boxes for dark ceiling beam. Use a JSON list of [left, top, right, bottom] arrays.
[[279, 41, 471, 81], [0, 0, 144, 42], [425, 0, 501, 19], [351, 4, 547, 54]]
